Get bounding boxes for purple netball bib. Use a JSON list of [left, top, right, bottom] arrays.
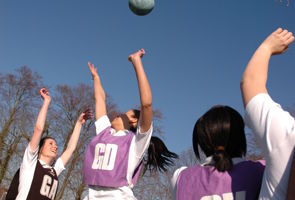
[[177, 160, 265, 200], [83, 127, 141, 187]]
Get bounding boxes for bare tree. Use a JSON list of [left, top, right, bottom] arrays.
[[0, 66, 42, 184], [49, 84, 92, 200], [0, 185, 7, 200], [0, 66, 173, 200]]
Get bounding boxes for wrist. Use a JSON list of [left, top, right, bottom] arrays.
[[92, 74, 99, 79], [77, 120, 84, 125], [259, 43, 273, 56], [129, 54, 142, 64], [43, 99, 51, 105]]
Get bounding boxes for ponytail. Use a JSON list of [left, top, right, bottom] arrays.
[[144, 136, 178, 173], [212, 146, 233, 172], [193, 105, 246, 172], [128, 109, 178, 173]]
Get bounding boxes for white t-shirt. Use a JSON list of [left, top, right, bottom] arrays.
[[245, 93, 295, 199], [16, 144, 65, 200], [85, 115, 153, 200]]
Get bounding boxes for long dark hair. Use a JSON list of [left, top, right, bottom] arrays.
[[193, 105, 246, 172], [145, 136, 178, 172], [130, 109, 178, 173], [129, 109, 140, 133]]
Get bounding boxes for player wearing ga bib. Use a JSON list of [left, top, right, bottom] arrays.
[[6, 160, 60, 200], [13, 144, 65, 200], [26, 160, 59, 200], [6, 88, 91, 200], [84, 126, 142, 187], [175, 159, 265, 200]]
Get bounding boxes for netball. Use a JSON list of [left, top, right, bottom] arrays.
[[129, 0, 155, 16]]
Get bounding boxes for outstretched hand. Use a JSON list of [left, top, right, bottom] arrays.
[[88, 62, 99, 79], [78, 108, 93, 124], [40, 87, 51, 102], [128, 48, 145, 62], [262, 28, 294, 55]]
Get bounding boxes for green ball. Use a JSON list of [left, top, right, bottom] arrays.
[[129, 0, 155, 16]]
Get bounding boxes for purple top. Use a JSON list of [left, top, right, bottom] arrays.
[[177, 160, 265, 200], [83, 126, 142, 187]]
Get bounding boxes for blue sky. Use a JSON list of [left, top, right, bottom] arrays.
[[1, 0, 295, 154]]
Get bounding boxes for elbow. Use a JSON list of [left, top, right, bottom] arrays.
[[240, 73, 252, 92], [34, 126, 43, 134], [240, 74, 260, 93], [240, 78, 246, 92], [102, 92, 106, 101], [66, 146, 76, 154], [94, 94, 106, 103], [141, 102, 152, 110], [99, 88, 106, 100], [141, 94, 152, 109]]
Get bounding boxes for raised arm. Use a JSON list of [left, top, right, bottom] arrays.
[[30, 88, 51, 151], [128, 49, 152, 133], [88, 62, 107, 120], [240, 28, 294, 107], [60, 109, 92, 166]]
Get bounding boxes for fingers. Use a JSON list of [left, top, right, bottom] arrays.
[[266, 28, 294, 55], [274, 27, 283, 34], [83, 114, 92, 121], [274, 27, 292, 40], [139, 48, 145, 58], [278, 29, 294, 48], [40, 87, 45, 94], [40, 87, 50, 102], [88, 61, 94, 70], [83, 108, 92, 115], [40, 87, 49, 96], [286, 35, 295, 45], [280, 29, 289, 37], [284, 32, 295, 45], [88, 61, 95, 68], [283, 32, 293, 39], [140, 48, 145, 55], [88, 61, 98, 76], [129, 48, 146, 61], [82, 108, 93, 121], [277, 28, 293, 41]]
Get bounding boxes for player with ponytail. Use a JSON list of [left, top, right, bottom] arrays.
[[83, 49, 177, 200], [171, 105, 265, 200]]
